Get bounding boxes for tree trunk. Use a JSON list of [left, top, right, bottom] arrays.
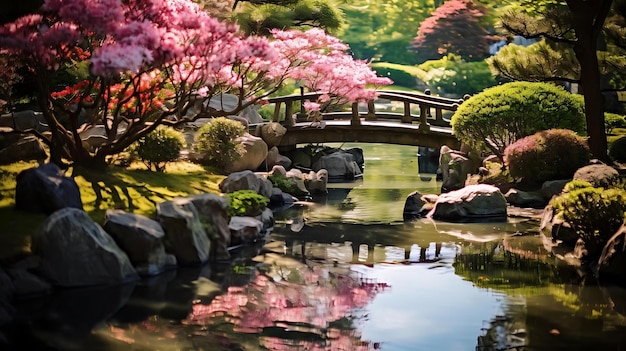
[[568, 0, 612, 163]]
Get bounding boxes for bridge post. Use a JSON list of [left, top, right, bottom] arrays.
[[351, 102, 361, 126], [402, 101, 412, 123], [366, 100, 376, 121]]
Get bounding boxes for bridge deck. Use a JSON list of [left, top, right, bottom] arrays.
[[276, 120, 459, 150]]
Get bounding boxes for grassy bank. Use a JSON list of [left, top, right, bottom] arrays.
[[0, 161, 225, 261]]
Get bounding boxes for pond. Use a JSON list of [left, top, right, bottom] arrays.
[[5, 143, 626, 351]]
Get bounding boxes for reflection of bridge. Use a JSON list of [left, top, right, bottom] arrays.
[[261, 90, 467, 150]]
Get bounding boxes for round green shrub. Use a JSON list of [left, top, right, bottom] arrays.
[[605, 113, 626, 135], [451, 81, 586, 159], [552, 183, 626, 259], [193, 117, 246, 170], [609, 136, 626, 163], [131, 125, 185, 172], [227, 190, 269, 217], [504, 129, 590, 184]]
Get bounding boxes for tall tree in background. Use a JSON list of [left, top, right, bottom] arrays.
[[494, 0, 615, 161], [232, 0, 344, 35], [411, 0, 493, 63]]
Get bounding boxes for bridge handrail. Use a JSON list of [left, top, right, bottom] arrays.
[[265, 89, 467, 128]]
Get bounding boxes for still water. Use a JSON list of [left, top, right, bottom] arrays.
[[6, 143, 626, 351]]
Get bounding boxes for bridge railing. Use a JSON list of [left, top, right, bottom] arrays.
[[266, 90, 468, 130]]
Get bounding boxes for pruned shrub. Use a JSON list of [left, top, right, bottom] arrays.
[[193, 117, 246, 170], [451, 81, 586, 159], [130, 125, 185, 172], [605, 113, 626, 135], [504, 129, 590, 184], [227, 190, 268, 217], [609, 136, 626, 163], [552, 182, 626, 259], [267, 174, 298, 195]]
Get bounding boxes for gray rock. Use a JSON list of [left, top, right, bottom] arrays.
[[157, 198, 211, 265], [229, 216, 264, 245], [539, 204, 579, 245], [0, 135, 46, 165], [6, 268, 52, 297], [0, 110, 48, 132], [427, 184, 507, 221], [403, 190, 426, 219], [0, 269, 14, 326], [265, 146, 292, 170], [504, 188, 547, 208], [541, 179, 570, 200], [103, 209, 168, 276], [15, 163, 83, 214], [439, 146, 472, 192], [256, 207, 275, 232], [312, 151, 362, 181], [219, 170, 273, 198], [32, 208, 138, 287], [260, 122, 287, 148], [304, 169, 328, 194], [573, 163, 620, 188], [187, 193, 231, 261], [227, 133, 268, 173]]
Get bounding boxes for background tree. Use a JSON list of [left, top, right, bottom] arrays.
[[411, 0, 494, 63], [231, 0, 344, 36], [0, 0, 390, 168], [338, 0, 442, 64], [491, 0, 616, 161]]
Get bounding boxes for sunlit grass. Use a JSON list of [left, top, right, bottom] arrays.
[[0, 160, 224, 261]]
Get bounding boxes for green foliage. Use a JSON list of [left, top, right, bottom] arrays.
[[235, 0, 344, 35], [193, 117, 246, 170], [130, 126, 185, 172], [267, 174, 298, 195], [609, 136, 626, 163], [552, 183, 626, 258], [605, 112, 626, 135], [371, 65, 420, 88], [227, 190, 269, 217], [417, 54, 498, 96], [451, 81, 586, 159], [504, 129, 590, 184]]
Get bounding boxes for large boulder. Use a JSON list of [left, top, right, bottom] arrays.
[[402, 190, 437, 220], [427, 184, 507, 221], [312, 150, 362, 181], [0, 135, 46, 165], [229, 216, 264, 245], [265, 146, 292, 170], [540, 179, 570, 201], [0, 110, 48, 132], [260, 122, 287, 148], [304, 169, 328, 194], [226, 133, 268, 173], [15, 163, 83, 214], [186, 193, 232, 261], [103, 210, 169, 276], [156, 198, 211, 265], [504, 188, 546, 208], [539, 204, 579, 246], [31, 208, 138, 287], [0, 269, 15, 327], [219, 170, 273, 198], [573, 163, 620, 188]]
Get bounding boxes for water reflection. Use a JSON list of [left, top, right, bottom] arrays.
[[5, 143, 626, 351]]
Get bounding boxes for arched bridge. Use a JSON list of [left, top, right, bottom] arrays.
[[255, 90, 466, 151]]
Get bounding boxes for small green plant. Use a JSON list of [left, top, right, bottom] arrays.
[[605, 113, 626, 135], [609, 136, 626, 163], [451, 81, 586, 160], [130, 125, 185, 172], [267, 174, 298, 195], [552, 181, 626, 260], [193, 117, 246, 170], [504, 129, 590, 184], [227, 190, 269, 217]]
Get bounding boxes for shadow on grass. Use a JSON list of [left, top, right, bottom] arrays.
[[0, 161, 225, 261]]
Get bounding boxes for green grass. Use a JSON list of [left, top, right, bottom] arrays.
[[0, 160, 225, 261]]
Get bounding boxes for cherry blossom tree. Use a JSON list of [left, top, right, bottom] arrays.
[[0, 0, 390, 168]]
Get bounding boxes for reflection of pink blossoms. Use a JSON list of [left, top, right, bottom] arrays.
[[186, 265, 389, 350]]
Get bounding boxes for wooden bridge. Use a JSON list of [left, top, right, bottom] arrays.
[[255, 90, 467, 151]]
